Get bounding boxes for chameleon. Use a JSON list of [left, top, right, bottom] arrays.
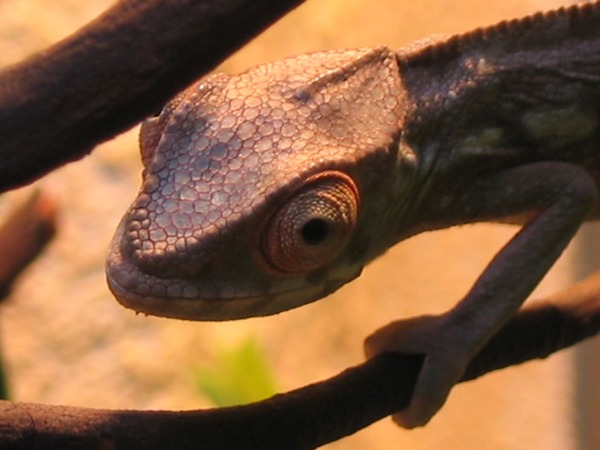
[[107, 1, 600, 427]]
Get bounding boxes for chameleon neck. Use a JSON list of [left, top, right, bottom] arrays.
[[395, 2, 600, 229]]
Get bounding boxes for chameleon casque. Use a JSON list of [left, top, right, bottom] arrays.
[[107, 2, 600, 427]]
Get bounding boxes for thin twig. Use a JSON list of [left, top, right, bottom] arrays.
[[0, 191, 57, 299]]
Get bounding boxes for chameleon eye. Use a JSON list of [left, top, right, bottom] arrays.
[[261, 171, 359, 273]]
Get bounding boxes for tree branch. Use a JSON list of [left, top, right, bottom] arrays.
[[0, 0, 305, 191], [0, 190, 57, 400], [2, 271, 600, 449], [0, 191, 57, 299]]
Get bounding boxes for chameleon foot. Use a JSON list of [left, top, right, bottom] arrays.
[[364, 314, 472, 428]]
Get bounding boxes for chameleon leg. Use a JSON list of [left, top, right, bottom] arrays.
[[365, 161, 598, 428]]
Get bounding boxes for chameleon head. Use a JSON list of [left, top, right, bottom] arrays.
[[106, 47, 405, 320]]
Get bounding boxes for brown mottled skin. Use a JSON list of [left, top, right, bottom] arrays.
[[107, 1, 600, 427]]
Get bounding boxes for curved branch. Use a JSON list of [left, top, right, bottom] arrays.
[[0, 0, 305, 191], [2, 272, 600, 449]]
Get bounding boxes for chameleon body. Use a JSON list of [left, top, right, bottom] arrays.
[[107, 2, 600, 427]]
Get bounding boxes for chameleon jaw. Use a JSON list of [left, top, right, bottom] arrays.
[[106, 223, 363, 321], [106, 273, 343, 321], [106, 262, 361, 321]]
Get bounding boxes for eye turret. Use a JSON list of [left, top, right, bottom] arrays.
[[261, 171, 359, 273]]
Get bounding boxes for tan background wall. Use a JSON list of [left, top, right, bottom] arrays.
[[0, 1, 591, 448]]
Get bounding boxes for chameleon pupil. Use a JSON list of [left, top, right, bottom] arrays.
[[300, 219, 329, 245]]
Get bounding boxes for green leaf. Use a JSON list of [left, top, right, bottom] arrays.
[[192, 336, 277, 407]]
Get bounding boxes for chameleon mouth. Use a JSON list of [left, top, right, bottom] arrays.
[[106, 268, 343, 321], [106, 222, 361, 321]]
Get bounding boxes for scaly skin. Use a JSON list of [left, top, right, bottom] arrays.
[[107, 47, 408, 320], [107, 1, 600, 427], [107, 2, 600, 320]]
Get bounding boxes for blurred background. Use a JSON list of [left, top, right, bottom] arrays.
[[0, 0, 597, 448]]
